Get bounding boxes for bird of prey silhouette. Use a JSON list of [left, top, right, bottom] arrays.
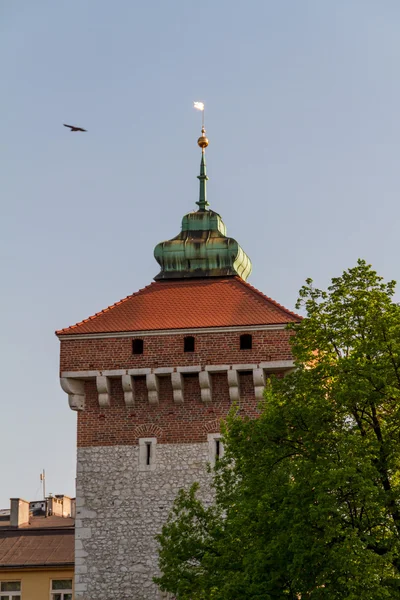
[[63, 124, 87, 132]]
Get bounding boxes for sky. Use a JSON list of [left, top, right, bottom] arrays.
[[1, 0, 400, 507]]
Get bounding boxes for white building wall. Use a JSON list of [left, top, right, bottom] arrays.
[[75, 443, 213, 600]]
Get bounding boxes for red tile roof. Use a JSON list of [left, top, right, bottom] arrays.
[[0, 527, 74, 568], [57, 277, 301, 336]]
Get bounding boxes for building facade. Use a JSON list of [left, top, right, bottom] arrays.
[[0, 498, 74, 600], [57, 127, 300, 599]]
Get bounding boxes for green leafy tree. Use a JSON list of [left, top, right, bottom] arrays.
[[155, 260, 400, 599]]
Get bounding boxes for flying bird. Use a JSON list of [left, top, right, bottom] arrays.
[[63, 124, 87, 132]]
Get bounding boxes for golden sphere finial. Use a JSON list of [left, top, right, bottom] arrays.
[[197, 126, 209, 149]]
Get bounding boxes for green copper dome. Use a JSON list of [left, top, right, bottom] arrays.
[[154, 130, 252, 281]]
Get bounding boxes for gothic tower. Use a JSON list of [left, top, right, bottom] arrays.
[[57, 127, 300, 600]]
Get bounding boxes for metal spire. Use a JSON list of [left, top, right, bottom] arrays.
[[196, 126, 209, 211]]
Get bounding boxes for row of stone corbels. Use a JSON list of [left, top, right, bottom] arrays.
[[60, 361, 295, 411]]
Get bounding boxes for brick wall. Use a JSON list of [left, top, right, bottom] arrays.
[[60, 329, 293, 371], [60, 328, 294, 448]]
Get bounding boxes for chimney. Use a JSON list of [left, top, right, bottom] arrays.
[[10, 498, 30, 527], [54, 495, 72, 517]]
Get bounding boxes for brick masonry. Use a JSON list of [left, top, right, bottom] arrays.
[[60, 329, 293, 373], [77, 370, 285, 447]]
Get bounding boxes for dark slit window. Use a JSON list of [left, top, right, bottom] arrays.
[[240, 334, 252, 350], [146, 443, 151, 465], [215, 439, 221, 460], [132, 339, 144, 354], [184, 336, 195, 352]]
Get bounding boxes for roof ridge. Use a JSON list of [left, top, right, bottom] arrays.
[[0, 526, 75, 533], [55, 282, 156, 335], [155, 277, 232, 286], [232, 277, 302, 321]]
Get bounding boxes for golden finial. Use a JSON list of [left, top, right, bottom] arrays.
[[194, 101, 208, 151], [197, 126, 209, 150]]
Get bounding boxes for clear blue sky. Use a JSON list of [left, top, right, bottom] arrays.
[[1, 0, 400, 507]]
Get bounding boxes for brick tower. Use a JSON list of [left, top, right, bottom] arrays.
[[57, 125, 300, 600]]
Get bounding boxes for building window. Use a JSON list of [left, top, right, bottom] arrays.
[[0, 581, 21, 599], [132, 338, 144, 354], [51, 579, 73, 600], [139, 437, 157, 471], [240, 333, 252, 350], [215, 438, 221, 460], [184, 336, 195, 352], [207, 433, 224, 465]]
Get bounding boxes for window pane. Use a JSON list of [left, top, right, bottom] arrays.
[[52, 580, 72, 590], [64, 594, 73, 600], [0, 596, 9, 600], [1, 582, 21, 591], [52, 594, 62, 600], [12, 596, 21, 600]]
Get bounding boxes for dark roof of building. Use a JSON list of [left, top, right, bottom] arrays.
[[0, 516, 74, 530], [0, 521, 74, 568], [56, 277, 301, 336]]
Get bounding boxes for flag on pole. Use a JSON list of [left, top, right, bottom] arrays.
[[193, 101, 205, 111]]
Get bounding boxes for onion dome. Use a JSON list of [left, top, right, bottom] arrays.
[[154, 127, 252, 281]]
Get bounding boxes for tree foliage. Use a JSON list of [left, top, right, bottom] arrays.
[[155, 260, 400, 599]]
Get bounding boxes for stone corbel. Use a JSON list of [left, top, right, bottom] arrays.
[[121, 374, 135, 407], [253, 368, 266, 400], [199, 371, 212, 403], [60, 377, 86, 411], [171, 372, 184, 404], [227, 369, 240, 402], [96, 375, 111, 408], [146, 373, 159, 405]]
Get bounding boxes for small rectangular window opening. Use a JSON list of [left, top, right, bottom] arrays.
[[184, 336, 195, 352], [240, 334, 252, 350], [215, 439, 221, 460], [146, 442, 151, 465], [139, 437, 157, 471], [132, 339, 144, 354], [208, 433, 222, 464]]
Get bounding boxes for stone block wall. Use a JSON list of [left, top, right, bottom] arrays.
[[75, 443, 213, 600]]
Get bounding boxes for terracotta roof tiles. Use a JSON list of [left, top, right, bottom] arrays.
[[56, 277, 301, 336]]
